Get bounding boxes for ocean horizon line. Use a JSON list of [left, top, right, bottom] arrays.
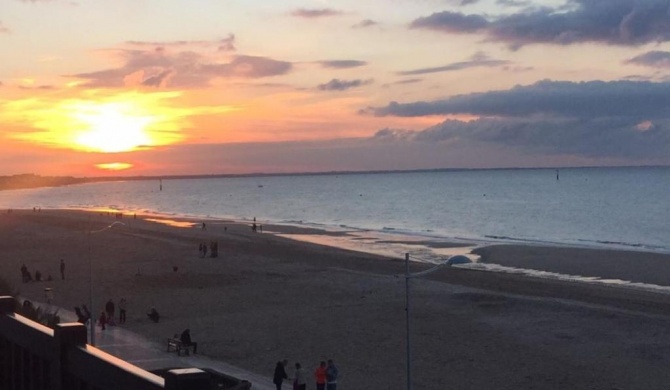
[[2, 164, 668, 192]]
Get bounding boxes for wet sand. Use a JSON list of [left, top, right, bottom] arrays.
[[3, 209, 670, 389]]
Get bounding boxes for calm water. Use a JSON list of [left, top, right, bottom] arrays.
[[1, 167, 669, 256]]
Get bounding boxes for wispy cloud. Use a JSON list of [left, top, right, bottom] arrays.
[[69, 48, 292, 88], [410, 0, 670, 49], [625, 51, 670, 68], [352, 19, 378, 28], [218, 34, 236, 52], [398, 52, 509, 75], [291, 8, 344, 18], [0, 21, 10, 34], [317, 78, 373, 91], [319, 60, 367, 69], [125, 34, 236, 52]]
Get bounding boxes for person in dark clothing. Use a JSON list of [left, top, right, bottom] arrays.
[[60, 259, 65, 280], [273, 359, 289, 390], [105, 299, 115, 325], [21, 264, 31, 283], [81, 304, 91, 323], [147, 307, 160, 323], [180, 328, 198, 354], [74, 307, 88, 324]]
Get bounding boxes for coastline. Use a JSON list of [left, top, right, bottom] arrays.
[[4, 209, 670, 389]]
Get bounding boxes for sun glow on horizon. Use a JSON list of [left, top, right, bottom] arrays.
[[2, 90, 238, 154], [73, 102, 154, 152], [95, 162, 134, 171]]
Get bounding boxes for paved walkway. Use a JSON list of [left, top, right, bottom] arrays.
[[60, 308, 277, 390]]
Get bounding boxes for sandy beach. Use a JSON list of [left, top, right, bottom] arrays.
[[3, 209, 670, 389]]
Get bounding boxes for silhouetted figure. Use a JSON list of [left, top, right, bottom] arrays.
[[75, 307, 89, 324], [119, 298, 127, 324], [273, 360, 289, 390], [105, 299, 116, 325], [81, 305, 91, 324], [99, 311, 107, 330], [34, 270, 41, 282], [21, 264, 31, 283], [180, 328, 198, 354], [60, 259, 65, 280], [147, 307, 160, 323]]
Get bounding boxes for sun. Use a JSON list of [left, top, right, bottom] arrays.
[[72, 102, 154, 153]]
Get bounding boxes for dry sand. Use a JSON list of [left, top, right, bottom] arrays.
[[3, 209, 670, 389]]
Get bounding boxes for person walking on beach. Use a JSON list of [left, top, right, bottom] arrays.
[[293, 362, 306, 390], [326, 359, 338, 390], [105, 299, 115, 325], [118, 298, 127, 324], [59, 259, 65, 280], [314, 361, 327, 390], [273, 359, 289, 390]]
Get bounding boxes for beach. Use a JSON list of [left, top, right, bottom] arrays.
[[3, 209, 670, 389]]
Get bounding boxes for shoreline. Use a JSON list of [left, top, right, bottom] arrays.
[[5, 209, 670, 389]]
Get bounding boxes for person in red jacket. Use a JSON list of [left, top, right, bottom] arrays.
[[314, 361, 327, 390]]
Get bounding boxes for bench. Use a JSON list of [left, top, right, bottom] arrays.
[[166, 337, 196, 356]]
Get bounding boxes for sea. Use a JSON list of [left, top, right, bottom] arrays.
[[1, 166, 669, 288]]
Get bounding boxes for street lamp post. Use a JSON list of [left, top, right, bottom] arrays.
[[403, 253, 450, 390], [88, 220, 125, 346]]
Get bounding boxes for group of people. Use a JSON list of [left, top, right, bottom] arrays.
[[198, 241, 219, 257], [20, 258, 66, 283], [273, 359, 339, 390], [97, 298, 128, 330]]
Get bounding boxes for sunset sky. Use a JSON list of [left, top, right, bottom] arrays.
[[2, 0, 670, 176]]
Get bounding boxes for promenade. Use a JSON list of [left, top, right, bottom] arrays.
[[61, 308, 277, 390]]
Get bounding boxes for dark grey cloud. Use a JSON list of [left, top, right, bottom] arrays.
[[460, 0, 479, 5], [411, 11, 488, 33], [317, 78, 373, 91], [367, 79, 670, 119], [398, 52, 510, 75], [291, 8, 343, 18], [319, 60, 367, 69], [496, 0, 531, 6], [69, 49, 292, 88], [626, 50, 670, 67], [352, 19, 378, 28], [363, 78, 670, 162], [373, 116, 670, 160], [410, 0, 670, 48]]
